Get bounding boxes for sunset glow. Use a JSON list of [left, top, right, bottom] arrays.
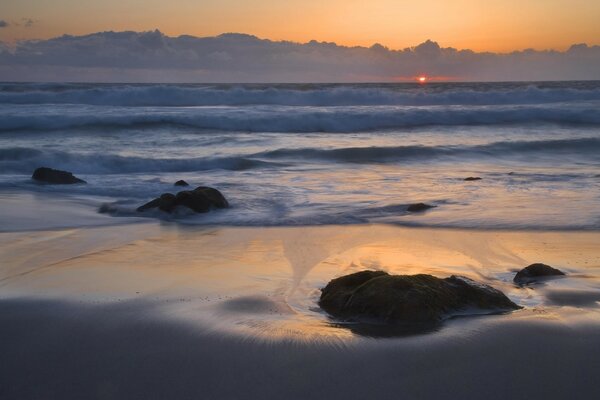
[[1, 0, 600, 51], [1, 0, 600, 398]]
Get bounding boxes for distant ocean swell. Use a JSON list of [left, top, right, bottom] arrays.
[[2, 103, 600, 132], [2, 83, 600, 107], [2, 137, 598, 174]]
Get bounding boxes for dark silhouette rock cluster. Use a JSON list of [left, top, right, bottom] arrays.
[[32, 167, 86, 184], [407, 203, 435, 212], [137, 186, 228, 213], [464, 177, 482, 181], [319, 270, 520, 324]]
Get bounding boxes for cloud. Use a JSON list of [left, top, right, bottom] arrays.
[[0, 30, 599, 82], [0, 20, 8, 28]]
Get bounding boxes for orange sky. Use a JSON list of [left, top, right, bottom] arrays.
[[2, 0, 600, 51]]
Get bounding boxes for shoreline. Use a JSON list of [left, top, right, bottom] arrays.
[[2, 221, 599, 336], [1, 198, 600, 398]]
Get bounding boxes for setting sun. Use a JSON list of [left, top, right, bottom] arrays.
[[1, 1, 599, 399]]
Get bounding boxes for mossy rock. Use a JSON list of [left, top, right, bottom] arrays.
[[320, 271, 520, 324]]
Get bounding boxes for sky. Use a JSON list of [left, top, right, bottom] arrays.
[[1, 0, 600, 52], [1, 0, 599, 82]]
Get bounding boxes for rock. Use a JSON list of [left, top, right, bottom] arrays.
[[319, 271, 520, 324], [137, 186, 228, 214], [175, 190, 211, 213], [193, 186, 229, 208], [136, 198, 161, 212], [137, 193, 177, 212], [513, 263, 565, 284], [174, 180, 189, 187], [32, 167, 86, 184], [407, 203, 435, 212], [157, 193, 178, 213], [464, 177, 482, 181]]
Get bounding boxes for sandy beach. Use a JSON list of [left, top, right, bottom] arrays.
[[2, 199, 600, 398], [2, 1, 600, 397], [1, 79, 599, 399]]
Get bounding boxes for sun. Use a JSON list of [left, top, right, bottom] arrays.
[[418, 76, 427, 83]]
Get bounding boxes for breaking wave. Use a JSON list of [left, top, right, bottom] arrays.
[[2, 137, 598, 174], [2, 82, 600, 107], [1, 103, 599, 133]]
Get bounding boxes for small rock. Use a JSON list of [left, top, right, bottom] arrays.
[[32, 167, 86, 184], [513, 263, 565, 284], [407, 203, 435, 212], [137, 186, 228, 214], [319, 271, 520, 324], [464, 177, 482, 181], [174, 180, 189, 187]]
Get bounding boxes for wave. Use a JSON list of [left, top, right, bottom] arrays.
[[257, 137, 600, 163], [0, 147, 282, 174], [2, 138, 598, 175], [2, 83, 600, 107], [2, 103, 600, 132]]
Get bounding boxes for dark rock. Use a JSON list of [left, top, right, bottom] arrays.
[[158, 193, 178, 213], [464, 177, 482, 181], [194, 186, 229, 209], [136, 198, 161, 212], [175, 190, 211, 213], [32, 167, 86, 184], [174, 180, 189, 187], [319, 271, 520, 324], [407, 203, 435, 212], [136, 186, 228, 214], [136, 193, 177, 212], [513, 263, 565, 284]]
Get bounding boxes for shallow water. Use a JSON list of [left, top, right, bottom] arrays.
[[0, 82, 599, 230]]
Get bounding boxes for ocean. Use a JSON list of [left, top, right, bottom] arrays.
[[1, 81, 599, 231]]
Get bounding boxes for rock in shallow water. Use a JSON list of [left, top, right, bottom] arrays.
[[137, 186, 228, 213], [32, 167, 86, 184], [513, 263, 565, 284], [174, 180, 189, 187], [464, 176, 482, 181], [319, 270, 520, 324], [407, 203, 435, 212]]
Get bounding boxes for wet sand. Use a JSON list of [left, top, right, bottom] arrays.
[[1, 222, 600, 399]]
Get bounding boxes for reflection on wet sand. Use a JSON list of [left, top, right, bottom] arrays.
[[1, 223, 599, 339]]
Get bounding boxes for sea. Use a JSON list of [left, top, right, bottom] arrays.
[[0, 81, 599, 231]]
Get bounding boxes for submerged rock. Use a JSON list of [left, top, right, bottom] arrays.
[[464, 177, 482, 181], [174, 180, 189, 187], [407, 203, 435, 212], [513, 263, 565, 284], [32, 167, 86, 184], [136, 186, 228, 214], [319, 270, 520, 324]]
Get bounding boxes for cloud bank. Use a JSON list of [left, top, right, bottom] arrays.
[[0, 30, 599, 82]]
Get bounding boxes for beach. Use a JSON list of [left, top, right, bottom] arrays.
[[2, 204, 600, 398], [1, 82, 599, 399]]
